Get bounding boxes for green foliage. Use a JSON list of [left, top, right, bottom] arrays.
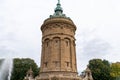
[[11, 58, 39, 80], [88, 59, 112, 80], [110, 62, 120, 80]]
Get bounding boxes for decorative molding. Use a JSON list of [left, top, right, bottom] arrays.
[[42, 33, 75, 41], [41, 18, 76, 32]]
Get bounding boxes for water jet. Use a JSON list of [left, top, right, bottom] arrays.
[[0, 58, 13, 80]]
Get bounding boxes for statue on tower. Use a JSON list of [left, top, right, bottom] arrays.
[[81, 65, 94, 80], [24, 67, 34, 80]]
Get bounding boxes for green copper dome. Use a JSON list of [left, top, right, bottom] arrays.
[[50, 0, 68, 18]]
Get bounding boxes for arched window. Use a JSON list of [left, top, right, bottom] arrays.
[[53, 37, 60, 47], [44, 38, 50, 47], [66, 41, 69, 46], [64, 38, 70, 47], [52, 37, 60, 60]]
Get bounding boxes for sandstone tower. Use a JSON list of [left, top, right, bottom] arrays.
[[36, 0, 80, 80], [24, 0, 94, 80]]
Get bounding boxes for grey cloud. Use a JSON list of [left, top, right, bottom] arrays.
[[0, 17, 5, 32], [76, 38, 111, 73], [0, 45, 16, 58], [83, 38, 111, 58], [0, 33, 17, 42]]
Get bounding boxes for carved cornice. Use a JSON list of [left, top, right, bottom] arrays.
[[42, 33, 75, 41], [41, 17, 76, 31]]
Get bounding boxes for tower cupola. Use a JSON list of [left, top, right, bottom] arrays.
[[50, 0, 67, 18]]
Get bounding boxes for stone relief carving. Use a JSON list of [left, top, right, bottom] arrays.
[[42, 22, 75, 33]]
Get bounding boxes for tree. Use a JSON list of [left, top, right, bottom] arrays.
[[88, 59, 112, 80], [110, 62, 120, 80], [11, 58, 39, 80]]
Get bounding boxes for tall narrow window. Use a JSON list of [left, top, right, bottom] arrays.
[[46, 42, 49, 47], [45, 39, 49, 47], [66, 62, 69, 67], [66, 41, 68, 46], [55, 40, 58, 43], [65, 38, 70, 47], [53, 37, 60, 47], [53, 61, 59, 67], [44, 62, 48, 67], [55, 61, 58, 67]]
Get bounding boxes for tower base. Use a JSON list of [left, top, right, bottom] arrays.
[[35, 71, 81, 80]]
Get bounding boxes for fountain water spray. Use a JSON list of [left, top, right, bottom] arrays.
[[0, 58, 13, 80]]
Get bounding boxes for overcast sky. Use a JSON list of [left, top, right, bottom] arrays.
[[0, 0, 120, 73]]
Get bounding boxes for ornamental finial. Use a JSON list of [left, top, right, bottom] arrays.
[[54, 0, 63, 13], [58, 0, 60, 4]]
